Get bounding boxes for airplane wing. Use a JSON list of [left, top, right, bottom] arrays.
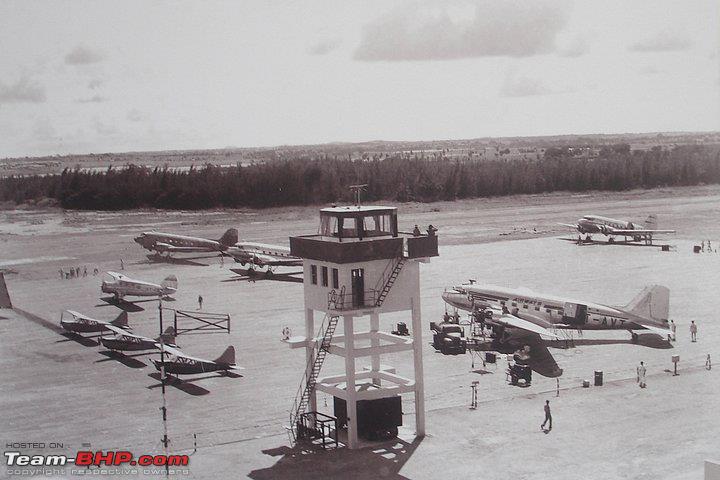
[[154, 242, 214, 253], [494, 313, 560, 339], [104, 324, 130, 335], [557, 223, 580, 229], [158, 344, 187, 357]]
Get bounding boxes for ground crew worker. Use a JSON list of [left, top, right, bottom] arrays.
[[120, 258, 124, 270], [706, 354, 712, 370], [198, 295, 203, 310], [637, 361, 647, 388], [541, 400, 552, 431], [690, 321, 697, 342], [59, 269, 63, 280], [282, 326, 291, 340], [83, 266, 87, 277], [670, 320, 676, 341]]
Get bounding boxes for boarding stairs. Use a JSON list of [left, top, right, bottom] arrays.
[[289, 313, 339, 443], [375, 256, 405, 307]]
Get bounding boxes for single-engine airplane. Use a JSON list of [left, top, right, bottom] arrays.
[[60, 310, 130, 334], [152, 345, 242, 375], [134, 228, 238, 257], [101, 272, 178, 300], [226, 242, 302, 274], [559, 214, 674, 245], [100, 326, 177, 352]]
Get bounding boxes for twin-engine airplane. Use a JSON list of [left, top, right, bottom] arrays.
[[100, 326, 177, 352], [442, 283, 672, 377], [134, 229, 238, 256], [101, 272, 178, 300], [152, 345, 242, 375], [226, 242, 302, 273], [60, 310, 130, 334], [559, 214, 675, 244]]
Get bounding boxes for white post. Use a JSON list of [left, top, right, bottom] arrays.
[[411, 295, 426, 436], [343, 314, 359, 448], [305, 308, 317, 414], [370, 312, 380, 386]]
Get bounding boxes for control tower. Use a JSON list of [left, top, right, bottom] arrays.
[[286, 204, 438, 449]]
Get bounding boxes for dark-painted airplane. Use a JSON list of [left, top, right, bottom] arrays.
[[100, 326, 177, 352], [559, 214, 675, 245], [60, 310, 130, 334], [152, 345, 241, 375], [134, 228, 238, 256]]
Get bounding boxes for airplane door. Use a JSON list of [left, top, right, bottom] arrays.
[[351, 268, 364, 307], [562, 302, 587, 324]]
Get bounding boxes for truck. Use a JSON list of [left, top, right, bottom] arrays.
[[430, 322, 467, 355]]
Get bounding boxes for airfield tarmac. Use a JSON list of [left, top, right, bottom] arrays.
[[1, 185, 720, 479]]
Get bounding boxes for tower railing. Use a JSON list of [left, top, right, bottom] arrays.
[[289, 312, 339, 443]]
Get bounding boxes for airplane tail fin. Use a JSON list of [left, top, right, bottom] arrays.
[[156, 326, 176, 344], [623, 285, 669, 324], [645, 214, 658, 229], [161, 275, 178, 291], [213, 345, 236, 365], [110, 311, 129, 328], [219, 228, 239, 247]]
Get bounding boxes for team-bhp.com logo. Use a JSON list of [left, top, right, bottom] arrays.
[[5, 451, 189, 475]]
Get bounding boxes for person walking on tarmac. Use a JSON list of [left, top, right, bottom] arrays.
[[637, 361, 647, 388], [670, 319, 676, 341], [198, 295, 203, 310], [690, 321, 698, 342], [541, 400, 552, 431]]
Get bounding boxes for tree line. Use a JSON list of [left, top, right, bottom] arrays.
[[1, 145, 719, 210]]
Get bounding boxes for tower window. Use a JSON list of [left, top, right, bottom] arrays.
[[321, 266, 328, 287], [311, 265, 317, 285], [332, 268, 339, 289]]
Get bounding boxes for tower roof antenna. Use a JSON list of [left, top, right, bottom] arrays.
[[348, 184, 368, 207]]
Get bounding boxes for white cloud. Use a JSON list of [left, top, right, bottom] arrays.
[[0, 77, 46, 104], [500, 72, 566, 97], [65, 46, 105, 65], [629, 31, 692, 52], [354, 0, 568, 61]]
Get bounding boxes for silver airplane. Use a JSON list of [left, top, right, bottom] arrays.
[[226, 242, 302, 273], [101, 272, 178, 300], [152, 345, 242, 375], [134, 228, 238, 256], [100, 326, 177, 352], [60, 310, 130, 334], [559, 214, 674, 244]]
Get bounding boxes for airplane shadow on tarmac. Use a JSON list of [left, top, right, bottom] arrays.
[[225, 269, 303, 284], [548, 334, 673, 350], [96, 350, 148, 369], [57, 331, 100, 347], [249, 437, 422, 480], [147, 372, 212, 396], [96, 297, 169, 312]]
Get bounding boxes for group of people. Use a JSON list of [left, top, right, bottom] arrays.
[[412, 224, 437, 237], [700, 240, 716, 253], [59, 265, 98, 279], [666, 319, 698, 342]]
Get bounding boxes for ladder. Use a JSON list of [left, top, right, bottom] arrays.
[[289, 313, 339, 442], [375, 257, 405, 307]]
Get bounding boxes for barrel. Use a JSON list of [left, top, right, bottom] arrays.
[[594, 370, 603, 386], [485, 352, 496, 364]]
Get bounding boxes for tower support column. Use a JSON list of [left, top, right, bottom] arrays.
[[411, 296, 425, 436], [370, 312, 380, 385], [343, 314, 359, 448]]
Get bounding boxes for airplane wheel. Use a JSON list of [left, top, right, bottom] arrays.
[[631, 333, 638, 343], [608, 237, 615, 244], [266, 270, 274, 277]]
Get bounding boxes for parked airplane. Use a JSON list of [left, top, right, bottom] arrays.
[[226, 242, 302, 273], [442, 283, 671, 377], [60, 310, 130, 334], [152, 345, 241, 375], [101, 272, 178, 300], [559, 214, 674, 244], [134, 228, 238, 256], [100, 326, 177, 352]]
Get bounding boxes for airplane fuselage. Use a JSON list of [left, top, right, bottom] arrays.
[[134, 232, 222, 253], [60, 318, 113, 333], [577, 215, 633, 235], [101, 280, 173, 298], [443, 285, 656, 332], [100, 335, 157, 351], [152, 358, 231, 375], [228, 242, 302, 267]]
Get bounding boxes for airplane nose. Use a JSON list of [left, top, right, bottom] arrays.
[[133, 236, 143, 245], [442, 291, 471, 310]]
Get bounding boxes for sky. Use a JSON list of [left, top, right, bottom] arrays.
[[0, 0, 718, 158]]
